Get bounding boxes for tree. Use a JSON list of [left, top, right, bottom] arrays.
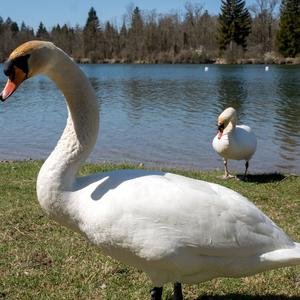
[[36, 22, 50, 40], [248, 0, 279, 54], [218, 0, 252, 51], [128, 6, 145, 61], [103, 21, 119, 59], [51, 24, 77, 57], [83, 7, 102, 61], [119, 20, 128, 59], [183, 2, 204, 49], [277, 0, 300, 57], [10, 21, 19, 34], [18, 22, 34, 44]]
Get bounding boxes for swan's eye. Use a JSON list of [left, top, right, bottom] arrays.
[[3, 54, 30, 78], [14, 54, 30, 75], [218, 124, 225, 131]]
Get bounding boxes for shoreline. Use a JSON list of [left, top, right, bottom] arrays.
[[74, 57, 300, 65], [1, 159, 299, 177]]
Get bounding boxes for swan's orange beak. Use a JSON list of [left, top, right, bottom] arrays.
[[217, 123, 224, 139], [0, 66, 27, 102], [217, 131, 223, 139]]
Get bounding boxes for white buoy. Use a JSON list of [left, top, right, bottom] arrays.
[[204, 66, 209, 72], [265, 66, 269, 71]]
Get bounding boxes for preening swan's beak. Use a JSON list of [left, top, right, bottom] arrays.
[[217, 131, 223, 139], [217, 124, 224, 139], [0, 66, 27, 102]]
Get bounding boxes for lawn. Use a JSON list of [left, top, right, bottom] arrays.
[[0, 161, 299, 299]]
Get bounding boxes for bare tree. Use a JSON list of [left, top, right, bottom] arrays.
[[248, 0, 280, 55]]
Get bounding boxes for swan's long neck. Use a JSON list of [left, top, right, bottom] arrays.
[[37, 48, 99, 197], [224, 114, 237, 135]]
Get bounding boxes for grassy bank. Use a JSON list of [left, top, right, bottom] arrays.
[[0, 161, 299, 300]]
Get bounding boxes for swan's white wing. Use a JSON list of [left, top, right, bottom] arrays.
[[72, 170, 293, 261]]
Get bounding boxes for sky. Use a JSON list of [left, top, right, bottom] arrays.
[[0, 0, 259, 31]]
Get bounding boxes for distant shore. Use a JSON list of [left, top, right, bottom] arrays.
[[74, 57, 300, 65], [1, 56, 299, 65]]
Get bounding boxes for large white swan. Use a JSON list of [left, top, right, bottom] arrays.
[[212, 107, 257, 179], [1, 41, 299, 300]]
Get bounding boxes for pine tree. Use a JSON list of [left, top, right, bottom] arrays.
[[18, 22, 34, 44], [36, 22, 50, 40], [83, 7, 102, 60], [277, 0, 300, 57], [128, 6, 144, 60], [10, 22, 19, 34], [103, 21, 119, 59], [218, 0, 251, 50]]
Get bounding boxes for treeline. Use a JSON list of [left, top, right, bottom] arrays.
[[0, 0, 299, 64]]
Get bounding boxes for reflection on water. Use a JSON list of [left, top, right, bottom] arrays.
[[0, 64, 299, 174], [216, 67, 247, 118], [274, 68, 300, 171]]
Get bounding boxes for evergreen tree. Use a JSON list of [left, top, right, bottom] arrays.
[[83, 7, 102, 60], [128, 6, 144, 60], [119, 21, 127, 48], [218, 0, 251, 50], [18, 21, 34, 44], [10, 21, 19, 34], [277, 0, 300, 57], [103, 21, 119, 59], [5, 17, 12, 26], [119, 21, 128, 58], [36, 22, 50, 40], [84, 7, 101, 34], [131, 7, 143, 33], [20, 21, 27, 32]]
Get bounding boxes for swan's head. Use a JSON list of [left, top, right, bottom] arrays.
[[217, 107, 237, 139], [0, 40, 56, 101]]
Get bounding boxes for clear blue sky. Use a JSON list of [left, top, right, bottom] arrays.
[[0, 0, 259, 30]]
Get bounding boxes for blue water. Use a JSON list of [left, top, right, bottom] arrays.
[[0, 64, 299, 174]]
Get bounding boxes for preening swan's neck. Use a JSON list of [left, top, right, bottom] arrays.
[[224, 116, 237, 135], [37, 48, 99, 192]]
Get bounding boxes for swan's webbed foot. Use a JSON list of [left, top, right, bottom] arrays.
[[150, 286, 163, 300], [221, 173, 236, 179], [173, 282, 183, 300]]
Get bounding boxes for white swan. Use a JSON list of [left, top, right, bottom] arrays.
[[1, 41, 299, 300], [212, 107, 257, 179]]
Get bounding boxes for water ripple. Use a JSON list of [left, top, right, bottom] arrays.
[[0, 64, 299, 174]]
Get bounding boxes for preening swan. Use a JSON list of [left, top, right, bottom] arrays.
[[1, 41, 300, 300], [212, 107, 257, 179]]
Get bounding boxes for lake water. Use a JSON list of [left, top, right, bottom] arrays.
[[0, 64, 299, 175]]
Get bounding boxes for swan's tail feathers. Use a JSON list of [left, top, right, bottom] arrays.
[[260, 243, 300, 268]]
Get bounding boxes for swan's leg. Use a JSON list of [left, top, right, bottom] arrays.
[[223, 158, 228, 177], [150, 287, 163, 300], [222, 159, 235, 179], [243, 161, 249, 180], [173, 282, 183, 300]]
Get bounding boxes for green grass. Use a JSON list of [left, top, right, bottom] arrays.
[[0, 161, 300, 300]]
